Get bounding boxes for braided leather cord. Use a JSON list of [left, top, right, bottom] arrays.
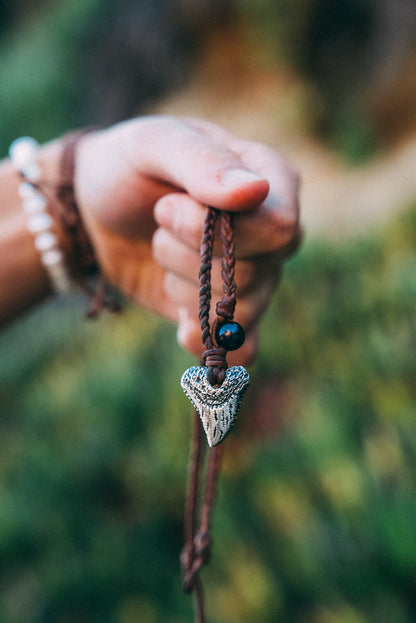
[[181, 206, 237, 622], [199, 207, 237, 386], [54, 130, 121, 317]]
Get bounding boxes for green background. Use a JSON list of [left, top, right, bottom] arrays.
[[1, 1, 416, 621]]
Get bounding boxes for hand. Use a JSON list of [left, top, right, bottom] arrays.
[[75, 115, 300, 365]]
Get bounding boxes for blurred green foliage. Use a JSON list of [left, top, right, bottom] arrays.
[[2, 204, 416, 622], [0, 0, 403, 162], [0, 0, 229, 158], [0, 0, 104, 153], [235, 0, 388, 162], [1, 1, 416, 621]]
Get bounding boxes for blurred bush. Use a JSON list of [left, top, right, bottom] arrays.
[[2, 204, 416, 622], [1, 0, 416, 160], [236, 0, 416, 159], [0, 0, 233, 156], [2, 1, 416, 621]]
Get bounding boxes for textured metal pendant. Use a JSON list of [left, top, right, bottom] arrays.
[[181, 365, 250, 447]]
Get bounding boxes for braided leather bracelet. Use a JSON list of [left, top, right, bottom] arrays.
[[54, 131, 121, 317], [10, 132, 120, 317]]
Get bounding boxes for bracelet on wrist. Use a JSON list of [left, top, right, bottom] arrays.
[[9, 136, 74, 294], [9, 133, 121, 317]]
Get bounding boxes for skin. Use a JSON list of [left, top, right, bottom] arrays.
[[1, 115, 300, 365]]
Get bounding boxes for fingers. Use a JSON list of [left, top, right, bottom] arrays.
[[154, 190, 299, 258], [76, 114, 300, 365], [152, 227, 282, 295], [149, 121, 300, 257], [152, 207, 282, 366], [147, 117, 300, 361], [117, 115, 270, 211], [77, 115, 299, 246], [163, 268, 274, 327]]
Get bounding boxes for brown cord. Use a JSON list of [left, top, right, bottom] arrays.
[[181, 409, 204, 594], [199, 207, 238, 386], [53, 130, 121, 317], [56, 130, 98, 276], [181, 206, 237, 622], [181, 408, 224, 622]]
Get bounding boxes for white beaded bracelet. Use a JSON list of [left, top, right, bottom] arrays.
[[9, 137, 73, 294]]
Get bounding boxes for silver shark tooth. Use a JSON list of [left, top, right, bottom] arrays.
[[180, 366, 250, 447]]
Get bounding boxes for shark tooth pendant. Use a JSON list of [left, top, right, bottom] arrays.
[[181, 206, 249, 447], [181, 365, 250, 447]]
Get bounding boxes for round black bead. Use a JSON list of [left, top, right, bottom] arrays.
[[215, 320, 245, 351]]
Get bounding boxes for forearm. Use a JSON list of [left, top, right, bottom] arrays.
[[0, 143, 62, 327]]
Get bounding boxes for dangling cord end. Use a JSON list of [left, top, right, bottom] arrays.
[[194, 576, 205, 623], [181, 408, 224, 621], [181, 409, 203, 594], [82, 275, 122, 319]]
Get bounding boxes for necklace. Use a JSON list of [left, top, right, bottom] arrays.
[[180, 206, 249, 622]]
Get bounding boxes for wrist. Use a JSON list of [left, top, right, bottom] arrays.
[[3, 132, 120, 326], [0, 156, 53, 325], [9, 137, 75, 295]]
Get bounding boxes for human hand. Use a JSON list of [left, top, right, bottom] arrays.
[[75, 115, 300, 365]]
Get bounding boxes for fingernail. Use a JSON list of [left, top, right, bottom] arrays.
[[221, 168, 264, 188]]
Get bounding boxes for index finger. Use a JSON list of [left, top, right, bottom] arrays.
[[118, 115, 271, 211], [153, 139, 300, 258]]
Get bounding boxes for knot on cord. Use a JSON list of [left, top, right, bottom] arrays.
[[181, 531, 212, 594], [215, 295, 236, 320], [203, 347, 227, 386]]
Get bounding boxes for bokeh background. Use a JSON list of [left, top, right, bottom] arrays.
[[1, 1, 416, 622]]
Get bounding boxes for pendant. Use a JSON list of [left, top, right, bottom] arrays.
[[181, 365, 250, 447]]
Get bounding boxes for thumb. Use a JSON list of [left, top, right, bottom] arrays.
[[120, 116, 270, 211]]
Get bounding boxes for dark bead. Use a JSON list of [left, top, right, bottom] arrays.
[[215, 320, 245, 351]]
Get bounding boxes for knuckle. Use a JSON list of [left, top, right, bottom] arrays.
[[266, 214, 297, 249], [163, 272, 184, 302], [175, 216, 201, 250], [162, 270, 175, 295], [177, 317, 203, 358], [164, 194, 203, 249], [268, 193, 300, 247], [246, 140, 275, 160], [151, 227, 167, 262]]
